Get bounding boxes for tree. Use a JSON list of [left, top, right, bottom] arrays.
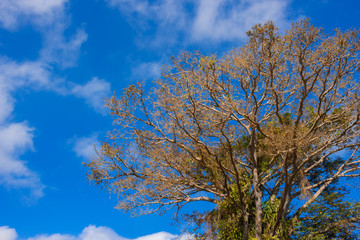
[[85, 20, 360, 239]]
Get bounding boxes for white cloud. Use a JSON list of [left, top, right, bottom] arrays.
[[71, 134, 100, 160], [0, 122, 45, 201], [79, 226, 128, 240], [106, 0, 292, 45], [71, 78, 111, 114], [135, 232, 177, 240], [0, 226, 17, 240], [191, 0, 289, 42], [1, 225, 193, 240], [0, 57, 51, 90], [0, 122, 34, 158], [0, 0, 67, 29], [27, 226, 126, 240], [11, 0, 66, 15]]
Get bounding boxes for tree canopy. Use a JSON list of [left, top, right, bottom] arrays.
[[85, 20, 360, 239]]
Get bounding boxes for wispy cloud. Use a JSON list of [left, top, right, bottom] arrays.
[[39, 24, 88, 68], [106, 0, 189, 48], [131, 61, 163, 81], [0, 0, 68, 30], [71, 134, 100, 160], [71, 78, 111, 114], [191, 0, 289, 42], [1, 225, 194, 240], [0, 81, 15, 123], [106, 0, 292, 46], [107, 0, 188, 27], [0, 58, 51, 91]]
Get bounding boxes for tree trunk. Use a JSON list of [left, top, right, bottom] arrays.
[[254, 167, 263, 239], [250, 127, 262, 239], [243, 210, 249, 240]]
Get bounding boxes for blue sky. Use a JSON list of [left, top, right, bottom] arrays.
[[0, 0, 359, 239]]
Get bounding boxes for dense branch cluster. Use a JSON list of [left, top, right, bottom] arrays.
[[86, 20, 360, 239]]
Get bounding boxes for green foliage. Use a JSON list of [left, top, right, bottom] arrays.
[[207, 191, 294, 239], [293, 191, 360, 239], [211, 182, 253, 239]]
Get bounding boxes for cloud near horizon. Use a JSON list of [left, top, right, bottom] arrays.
[[0, 225, 193, 240]]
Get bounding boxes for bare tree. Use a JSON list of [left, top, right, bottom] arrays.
[[85, 20, 360, 239]]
